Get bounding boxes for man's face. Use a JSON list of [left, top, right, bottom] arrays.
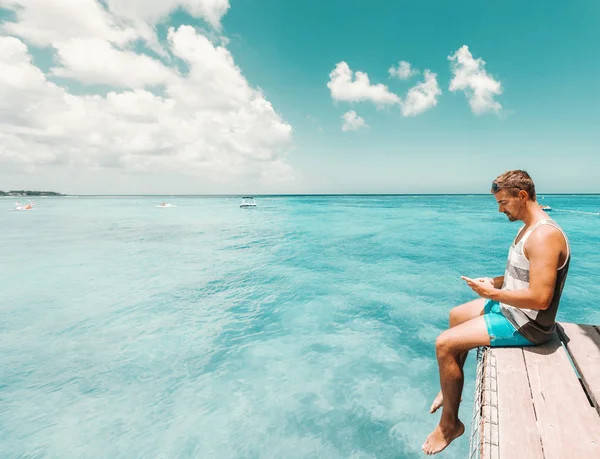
[[493, 189, 522, 221]]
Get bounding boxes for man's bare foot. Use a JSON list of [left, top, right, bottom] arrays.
[[422, 420, 465, 455], [429, 391, 444, 414], [429, 391, 462, 414]]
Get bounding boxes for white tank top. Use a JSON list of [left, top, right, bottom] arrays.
[[499, 219, 570, 344]]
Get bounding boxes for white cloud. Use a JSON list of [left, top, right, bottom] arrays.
[[0, 0, 230, 53], [0, 0, 139, 47], [106, 0, 230, 30], [448, 45, 503, 115], [401, 70, 441, 117], [327, 62, 401, 106], [0, 27, 293, 183], [388, 61, 418, 80], [328, 61, 442, 119], [166, 25, 259, 111], [0, 1, 292, 187], [341, 111, 367, 131], [50, 38, 176, 88]]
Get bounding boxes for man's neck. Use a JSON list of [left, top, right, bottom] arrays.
[[520, 202, 547, 227]]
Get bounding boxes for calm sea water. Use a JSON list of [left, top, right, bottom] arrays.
[[1, 195, 599, 459]]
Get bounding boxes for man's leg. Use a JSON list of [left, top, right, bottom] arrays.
[[422, 315, 491, 455], [449, 298, 487, 328], [430, 298, 486, 413]]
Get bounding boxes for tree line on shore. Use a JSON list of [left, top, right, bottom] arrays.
[[0, 190, 63, 196]]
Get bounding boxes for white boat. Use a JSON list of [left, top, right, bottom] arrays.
[[240, 197, 257, 208], [541, 205, 552, 211], [14, 201, 34, 211]]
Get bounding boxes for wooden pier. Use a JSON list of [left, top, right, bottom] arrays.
[[470, 322, 600, 459]]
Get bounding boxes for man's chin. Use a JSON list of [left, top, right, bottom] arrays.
[[507, 215, 517, 222]]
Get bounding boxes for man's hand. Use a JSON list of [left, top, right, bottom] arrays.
[[461, 276, 496, 299]]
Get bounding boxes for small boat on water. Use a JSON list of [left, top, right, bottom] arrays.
[[240, 197, 257, 208], [541, 205, 552, 211], [14, 201, 34, 211]]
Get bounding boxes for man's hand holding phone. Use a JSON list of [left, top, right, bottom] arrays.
[[461, 276, 495, 299]]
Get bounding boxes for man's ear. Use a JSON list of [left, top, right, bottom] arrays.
[[519, 189, 529, 201]]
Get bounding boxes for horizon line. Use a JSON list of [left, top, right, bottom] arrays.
[[25, 193, 600, 197]]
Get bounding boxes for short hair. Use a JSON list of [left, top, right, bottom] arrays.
[[491, 170, 536, 201]]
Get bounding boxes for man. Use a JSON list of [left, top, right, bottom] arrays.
[[422, 170, 570, 455]]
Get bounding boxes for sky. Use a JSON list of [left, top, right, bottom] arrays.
[[1, 0, 599, 194]]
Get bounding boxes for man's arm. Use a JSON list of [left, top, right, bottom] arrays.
[[489, 226, 562, 310]]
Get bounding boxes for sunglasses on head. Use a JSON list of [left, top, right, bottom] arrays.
[[491, 182, 524, 193]]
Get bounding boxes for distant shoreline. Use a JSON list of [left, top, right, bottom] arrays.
[[0, 190, 64, 196]]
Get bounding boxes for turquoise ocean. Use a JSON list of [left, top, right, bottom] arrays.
[[2, 195, 599, 459]]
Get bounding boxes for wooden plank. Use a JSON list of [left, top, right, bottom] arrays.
[[557, 322, 600, 415], [523, 335, 600, 459], [492, 347, 543, 459]]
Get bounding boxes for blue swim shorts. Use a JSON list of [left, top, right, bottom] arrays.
[[483, 299, 535, 347]]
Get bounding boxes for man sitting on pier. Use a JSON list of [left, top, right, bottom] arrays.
[[422, 170, 570, 455]]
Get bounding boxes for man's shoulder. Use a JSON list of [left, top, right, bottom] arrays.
[[526, 222, 567, 250], [535, 222, 561, 236]]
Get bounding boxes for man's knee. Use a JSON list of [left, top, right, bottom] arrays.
[[436, 331, 457, 357]]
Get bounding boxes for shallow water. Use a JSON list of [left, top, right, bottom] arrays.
[[1, 195, 599, 458]]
